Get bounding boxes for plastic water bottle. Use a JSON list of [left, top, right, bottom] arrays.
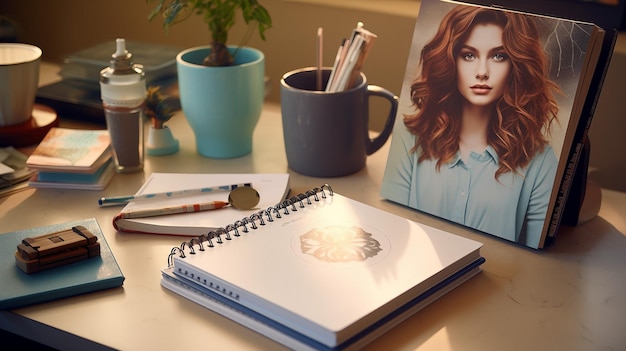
[[100, 38, 146, 173]]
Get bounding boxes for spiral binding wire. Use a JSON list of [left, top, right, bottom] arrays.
[[167, 184, 334, 267]]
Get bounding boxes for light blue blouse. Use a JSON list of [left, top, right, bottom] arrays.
[[381, 125, 558, 249]]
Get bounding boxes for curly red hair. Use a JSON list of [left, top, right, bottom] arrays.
[[405, 5, 561, 178]]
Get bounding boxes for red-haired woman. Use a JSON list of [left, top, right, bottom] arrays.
[[382, 5, 561, 247]]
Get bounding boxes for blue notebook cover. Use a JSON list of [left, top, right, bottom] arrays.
[[36, 158, 113, 184], [0, 218, 125, 310]]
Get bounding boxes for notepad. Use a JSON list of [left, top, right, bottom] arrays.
[[26, 128, 111, 173], [26, 128, 114, 190], [112, 173, 290, 236], [161, 185, 484, 350]]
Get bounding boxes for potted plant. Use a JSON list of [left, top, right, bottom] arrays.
[[145, 85, 179, 155], [147, 0, 272, 158]]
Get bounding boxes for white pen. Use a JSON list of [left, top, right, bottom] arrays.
[[98, 183, 252, 206], [326, 38, 347, 92]]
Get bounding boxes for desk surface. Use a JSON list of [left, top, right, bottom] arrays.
[[1, 63, 626, 350]]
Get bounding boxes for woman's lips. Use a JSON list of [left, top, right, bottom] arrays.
[[470, 84, 492, 94]]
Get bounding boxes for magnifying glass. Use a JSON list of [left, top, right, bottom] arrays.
[[227, 186, 261, 210]]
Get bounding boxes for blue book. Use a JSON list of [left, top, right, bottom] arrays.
[[36, 158, 113, 184], [0, 218, 125, 310]]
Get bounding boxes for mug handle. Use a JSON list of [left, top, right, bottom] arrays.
[[365, 85, 399, 155]]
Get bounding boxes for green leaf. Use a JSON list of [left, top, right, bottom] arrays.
[[147, 0, 272, 66]]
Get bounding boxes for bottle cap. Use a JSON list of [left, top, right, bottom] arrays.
[[110, 38, 134, 71], [114, 38, 127, 57], [100, 38, 146, 107]]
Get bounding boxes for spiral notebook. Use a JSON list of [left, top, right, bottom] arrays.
[[161, 185, 485, 350]]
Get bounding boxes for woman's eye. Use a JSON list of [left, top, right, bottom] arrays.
[[492, 53, 507, 61], [461, 52, 475, 61]]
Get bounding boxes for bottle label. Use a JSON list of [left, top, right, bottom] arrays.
[[102, 98, 146, 108], [100, 81, 146, 108]]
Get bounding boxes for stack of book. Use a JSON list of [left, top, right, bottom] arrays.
[[0, 147, 36, 197], [36, 40, 180, 125], [26, 127, 115, 190]]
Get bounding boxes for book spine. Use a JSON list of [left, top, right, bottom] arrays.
[[544, 29, 617, 246], [547, 140, 585, 239]]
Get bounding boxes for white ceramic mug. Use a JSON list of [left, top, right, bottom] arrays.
[[0, 43, 42, 127]]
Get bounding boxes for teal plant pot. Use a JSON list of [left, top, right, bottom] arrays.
[[176, 46, 265, 158]]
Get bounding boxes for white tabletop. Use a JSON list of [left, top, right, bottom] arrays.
[[1, 63, 626, 350]]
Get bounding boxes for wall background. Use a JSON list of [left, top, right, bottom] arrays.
[[1, 0, 624, 192]]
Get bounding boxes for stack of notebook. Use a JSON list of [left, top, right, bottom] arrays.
[[1, 147, 36, 197], [161, 185, 485, 350], [26, 127, 115, 190], [36, 40, 180, 125]]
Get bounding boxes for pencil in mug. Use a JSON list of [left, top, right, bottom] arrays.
[[98, 183, 252, 206]]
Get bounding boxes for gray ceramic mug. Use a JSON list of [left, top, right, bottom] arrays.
[[280, 67, 398, 177]]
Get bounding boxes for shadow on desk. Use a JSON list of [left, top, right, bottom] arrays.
[[364, 213, 626, 350], [365, 272, 495, 350], [554, 215, 625, 254], [0, 311, 117, 351]]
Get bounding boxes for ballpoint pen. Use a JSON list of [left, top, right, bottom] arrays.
[[98, 183, 252, 206]]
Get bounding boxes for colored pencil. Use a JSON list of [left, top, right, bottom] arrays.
[[116, 200, 230, 219]]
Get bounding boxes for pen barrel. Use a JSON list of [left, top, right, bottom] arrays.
[[99, 196, 132, 205]]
